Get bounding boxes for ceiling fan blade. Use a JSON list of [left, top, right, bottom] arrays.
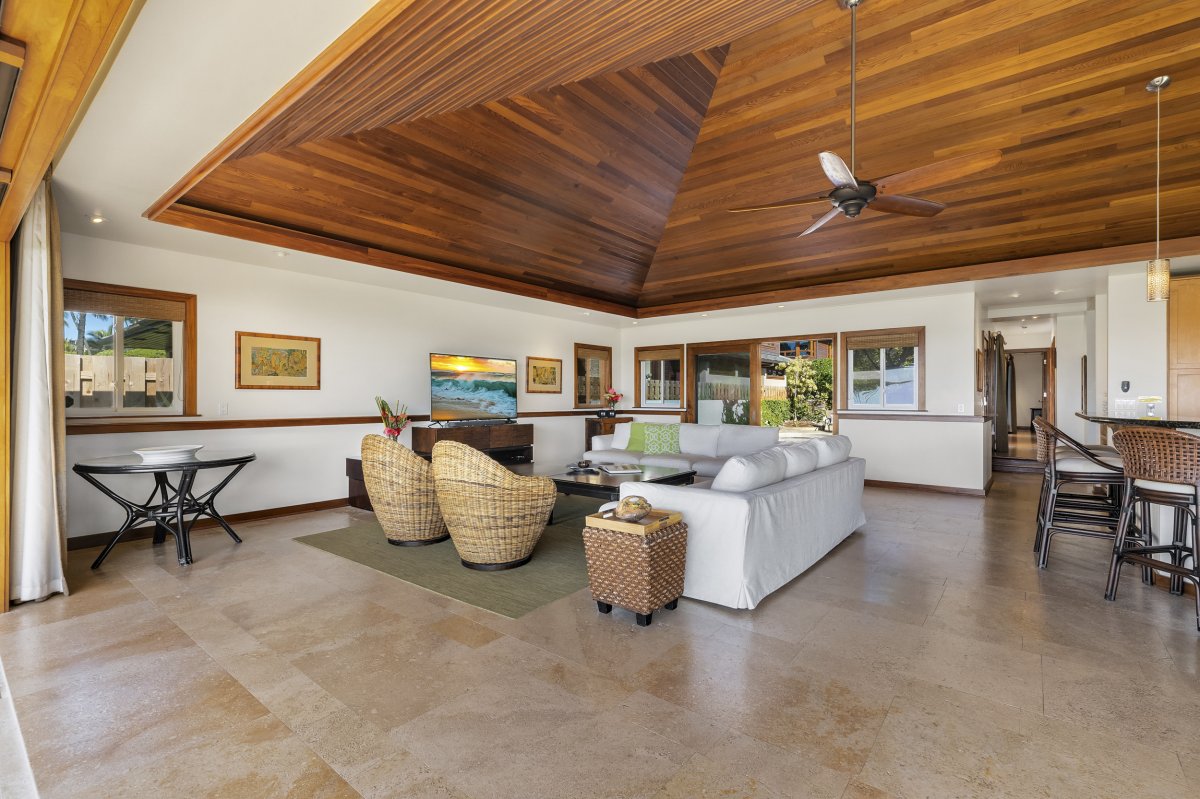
[[728, 196, 829, 213], [873, 150, 1002, 195], [818, 151, 858, 189], [799, 208, 842, 237], [870, 194, 946, 217]]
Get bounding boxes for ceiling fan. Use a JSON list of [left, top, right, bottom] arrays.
[[728, 0, 1001, 236]]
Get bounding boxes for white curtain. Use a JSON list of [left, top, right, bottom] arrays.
[[10, 180, 68, 603]]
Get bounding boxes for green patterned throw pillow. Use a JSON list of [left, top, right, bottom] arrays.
[[626, 422, 647, 452], [643, 423, 681, 454]]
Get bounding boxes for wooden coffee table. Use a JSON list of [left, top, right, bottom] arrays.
[[510, 464, 696, 501]]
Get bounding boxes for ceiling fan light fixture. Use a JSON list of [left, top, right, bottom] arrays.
[[1145, 75, 1171, 302]]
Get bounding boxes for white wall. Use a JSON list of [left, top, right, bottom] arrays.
[[620, 288, 990, 491], [1054, 312, 1087, 440], [62, 234, 621, 537], [1106, 268, 1168, 419]]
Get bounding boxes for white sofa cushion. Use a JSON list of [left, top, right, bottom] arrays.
[[780, 441, 819, 478], [809, 435, 853, 468], [584, 448, 641, 465], [690, 456, 728, 478], [716, 424, 780, 457], [611, 422, 633, 449], [711, 447, 787, 492], [640, 454, 693, 471], [679, 423, 722, 457]]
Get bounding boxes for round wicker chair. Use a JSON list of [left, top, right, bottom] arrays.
[[431, 440, 557, 570], [360, 434, 449, 546]]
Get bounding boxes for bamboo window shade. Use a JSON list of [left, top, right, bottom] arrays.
[[636, 346, 683, 362], [844, 330, 920, 350], [577, 345, 611, 361], [64, 287, 187, 322]]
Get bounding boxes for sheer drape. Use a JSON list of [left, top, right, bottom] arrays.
[[10, 180, 68, 603]]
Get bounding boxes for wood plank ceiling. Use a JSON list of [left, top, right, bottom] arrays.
[[150, 0, 1200, 317]]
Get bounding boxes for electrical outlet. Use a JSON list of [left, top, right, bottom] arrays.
[[957, 403, 966, 413], [218, 402, 229, 417]]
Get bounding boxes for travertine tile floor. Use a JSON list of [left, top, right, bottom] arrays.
[[3, 473, 1199, 797]]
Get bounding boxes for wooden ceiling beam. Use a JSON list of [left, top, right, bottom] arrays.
[[635, 235, 1200, 318], [156, 203, 638, 318]]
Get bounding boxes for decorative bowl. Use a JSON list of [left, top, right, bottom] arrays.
[[614, 495, 652, 522], [133, 444, 204, 464]]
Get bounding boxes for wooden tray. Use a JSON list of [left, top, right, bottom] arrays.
[[585, 508, 683, 536]]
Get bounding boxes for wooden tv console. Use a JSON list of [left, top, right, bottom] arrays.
[[411, 423, 534, 464]]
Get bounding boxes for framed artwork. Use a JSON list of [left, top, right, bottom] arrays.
[[975, 348, 985, 392], [525, 356, 563, 394], [235, 331, 321, 390]]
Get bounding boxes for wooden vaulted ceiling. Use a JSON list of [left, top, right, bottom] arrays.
[[149, 0, 1200, 317]]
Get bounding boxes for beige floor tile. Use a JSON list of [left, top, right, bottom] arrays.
[[8, 473, 1199, 797]]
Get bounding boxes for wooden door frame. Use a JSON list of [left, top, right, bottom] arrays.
[[1007, 347, 1056, 429], [684, 333, 838, 428]]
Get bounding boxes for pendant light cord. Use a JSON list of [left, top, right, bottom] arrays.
[[1155, 84, 1161, 260]]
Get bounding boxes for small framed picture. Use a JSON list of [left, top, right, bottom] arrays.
[[235, 331, 321, 390], [525, 356, 563, 394]]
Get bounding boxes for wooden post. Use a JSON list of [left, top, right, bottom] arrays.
[[1, 245, 8, 611]]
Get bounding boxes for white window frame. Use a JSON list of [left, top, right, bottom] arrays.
[[846, 341, 922, 411], [65, 314, 185, 417]]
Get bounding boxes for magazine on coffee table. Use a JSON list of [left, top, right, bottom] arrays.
[[601, 463, 643, 475]]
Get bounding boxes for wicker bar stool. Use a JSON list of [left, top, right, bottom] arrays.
[[360, 434, 449, 546], [1105, 427, 1200, 630], [431, 440, 557, 570], [1032, 418, 1125, 568]]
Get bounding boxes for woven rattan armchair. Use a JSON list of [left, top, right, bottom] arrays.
[[360, 434, 449, 546], [431, 440, 557, 570]]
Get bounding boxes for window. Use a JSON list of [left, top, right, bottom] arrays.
[[841, 327, 925, 411], [63, 280, 196, 416], [634, 345, 682, 408], [574, 343, 612, 408]]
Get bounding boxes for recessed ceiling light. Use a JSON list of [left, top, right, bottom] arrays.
[[700, 313, 709, 318], [1010, 292, 1020, 299], [777, 305, 786, 309], [1032, 315, 1039, 319], [1052, 289, 1064, 295], [275, 250, 288, 257], [581, 311, 590, 316], [89, 213, 105, 224], [632, 321, 638, 325]]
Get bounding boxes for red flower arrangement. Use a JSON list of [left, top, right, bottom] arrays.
[[603, 387, 622, 410], [375, 396, 410, 441]]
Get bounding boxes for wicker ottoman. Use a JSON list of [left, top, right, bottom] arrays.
[[581, 510, 687, 626]]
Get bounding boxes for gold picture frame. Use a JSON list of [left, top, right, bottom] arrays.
[[525, 356, 563, 394], [235, 331, 321, 390]]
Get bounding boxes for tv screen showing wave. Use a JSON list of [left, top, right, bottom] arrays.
[[430, 353, 518, 421]]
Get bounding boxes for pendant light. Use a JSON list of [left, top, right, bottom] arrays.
[[1145, 75, 1170, 302]]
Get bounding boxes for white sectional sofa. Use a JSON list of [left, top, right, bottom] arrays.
[[585, 422, 780, 477], [615, 434, 866, 609]]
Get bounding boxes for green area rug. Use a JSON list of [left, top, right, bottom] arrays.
[[295, 495, 603, 618]]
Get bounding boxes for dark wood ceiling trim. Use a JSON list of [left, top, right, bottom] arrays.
[[633, 235, 1200, 318], [156, 203, 638, 317], [142, 0, 413, 221], [0, 0, 136, 240]]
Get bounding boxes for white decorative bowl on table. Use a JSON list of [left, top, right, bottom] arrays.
[[132, 444, 204, 464]]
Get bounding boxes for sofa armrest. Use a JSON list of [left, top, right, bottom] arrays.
[[619, 482, 752, 608], [591, 433, 614, 451]]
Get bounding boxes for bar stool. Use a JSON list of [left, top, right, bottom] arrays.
[[1104, 427, 1200, 630], [1032, 418, 1125, 568]]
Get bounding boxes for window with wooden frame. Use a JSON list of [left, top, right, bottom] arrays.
[[633, 345, 682, 408], [63, 280, 197, 416], [841, 327, 925, 411], [574, 343, 612, 408]]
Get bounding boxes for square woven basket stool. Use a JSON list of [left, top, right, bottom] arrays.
[[581, 510, 687, 626]]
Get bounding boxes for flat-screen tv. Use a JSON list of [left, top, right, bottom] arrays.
[[430, 353, 518, 422]]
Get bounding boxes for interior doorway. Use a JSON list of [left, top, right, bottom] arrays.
[[995, 346, 1055, 469]]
